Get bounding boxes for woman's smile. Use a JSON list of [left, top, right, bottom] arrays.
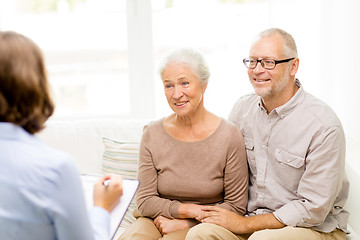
[[174, 101, 189, 107]]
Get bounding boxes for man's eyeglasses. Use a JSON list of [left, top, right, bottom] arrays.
[[243, 58, 295, 70]]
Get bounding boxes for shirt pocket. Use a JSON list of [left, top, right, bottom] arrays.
[[274, 148, 304, 168], [244, 136, 256, 175], [274, 148, 305, 190]]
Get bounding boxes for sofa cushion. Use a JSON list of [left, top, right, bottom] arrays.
[[102, 137, 139, 179]]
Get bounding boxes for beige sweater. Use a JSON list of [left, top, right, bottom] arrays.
[[136, 118, 248, 219]]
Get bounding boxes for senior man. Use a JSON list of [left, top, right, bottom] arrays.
[[186, 28, 349, 240]]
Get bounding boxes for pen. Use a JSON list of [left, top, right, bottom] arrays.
[[104, 179, 110, 187]]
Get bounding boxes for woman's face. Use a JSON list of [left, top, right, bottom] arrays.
[[161, 63, 207, 118]]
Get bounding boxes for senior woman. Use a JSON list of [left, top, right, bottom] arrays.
[[119, 48, 248, 240]]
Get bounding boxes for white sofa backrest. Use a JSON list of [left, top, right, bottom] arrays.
[[344, 137, 360, 238], [346, 162, 360, 239], [37, 119, 150, 174]]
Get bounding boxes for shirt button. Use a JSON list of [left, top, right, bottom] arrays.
[[262, 144, 267, 149]]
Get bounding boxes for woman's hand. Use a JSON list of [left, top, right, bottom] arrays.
[[153, 216, 197, 235], [93, 174, 123, 212], [178, 203, 204, 219]]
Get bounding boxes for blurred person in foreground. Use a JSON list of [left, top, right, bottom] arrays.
[[0, 31, 123, 240], [119, 48, 248, 240], [185, 28, 349, 240]]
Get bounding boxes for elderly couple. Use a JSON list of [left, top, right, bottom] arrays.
[[119, 28, 349, 240], [0, 28, 349, 240]]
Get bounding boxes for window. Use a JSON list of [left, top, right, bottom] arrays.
[[0, 0, 133, 118], [0, 0, 270, 119]]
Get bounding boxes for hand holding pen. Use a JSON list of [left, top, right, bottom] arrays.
[[93, 174, 123, 212]]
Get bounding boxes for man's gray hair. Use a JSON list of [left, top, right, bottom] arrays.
[[158, 48, 210, 85], [255, 28, 298, 58]]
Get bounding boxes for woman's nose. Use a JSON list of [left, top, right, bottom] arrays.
[[173, 86, 183, 99]]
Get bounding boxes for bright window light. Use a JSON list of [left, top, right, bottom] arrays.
[[0, 0, 130, 118]]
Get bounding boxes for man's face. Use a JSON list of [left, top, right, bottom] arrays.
[[247, 34, 295, 102]]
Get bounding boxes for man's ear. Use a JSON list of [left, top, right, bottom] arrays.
[[290, 58, 299, 76]]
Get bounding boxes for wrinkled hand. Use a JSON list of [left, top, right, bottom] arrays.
[[197, 206, 245, 234], [178, 203, 204, 219], [153, 216, 194, 235]]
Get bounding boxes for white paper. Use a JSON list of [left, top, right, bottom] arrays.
[[81, 174, 139, 240]]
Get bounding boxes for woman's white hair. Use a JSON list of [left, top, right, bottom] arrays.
[[158, 48, 210, 85]]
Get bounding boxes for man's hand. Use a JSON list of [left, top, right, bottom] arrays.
[[153, 216, 197, 235], [198, 206, 286, 234], [197, 206, 245, 234]]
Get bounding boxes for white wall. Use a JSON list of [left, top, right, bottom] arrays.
[[344, 0, 360, 170]]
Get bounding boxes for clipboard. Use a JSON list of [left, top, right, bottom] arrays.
[[81, 174, 139, 239]]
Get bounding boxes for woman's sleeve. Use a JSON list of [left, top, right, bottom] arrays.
[[136, 125, 181, 219], [49, 156, 110, 240], [216, 126, 248, 215]]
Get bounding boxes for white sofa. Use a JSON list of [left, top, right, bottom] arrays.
[[37, 118, 360, 239]]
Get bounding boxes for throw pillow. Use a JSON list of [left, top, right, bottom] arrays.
[[102, 137, 140, 230]]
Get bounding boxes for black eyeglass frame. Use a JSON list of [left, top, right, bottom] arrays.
[[243, 57, 295, 70]]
